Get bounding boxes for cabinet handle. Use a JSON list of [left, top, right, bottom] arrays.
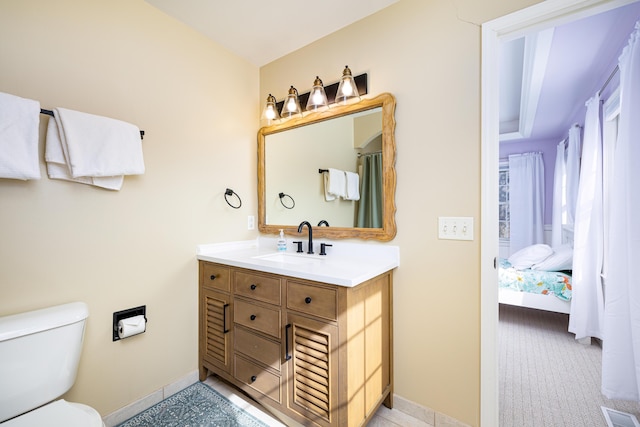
[[250, 284, 257, 290], [250, 314, 256, 321], [285, 323, 292, 361], [210, 274, 216, 280], [250, 375, 257, 383], [222, 303, 230, 334], [305, 297, 312, 304]]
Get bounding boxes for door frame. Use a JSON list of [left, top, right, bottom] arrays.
[[480, 0, 637, 425]]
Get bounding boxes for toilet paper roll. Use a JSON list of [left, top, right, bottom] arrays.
[[118, 315, 146, 339]]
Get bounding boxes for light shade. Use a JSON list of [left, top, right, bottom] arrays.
[[280, 86, 302, 118], [262, 93, 280, 123], [335, 65, 360, 104], [305, 76, 329, 111]]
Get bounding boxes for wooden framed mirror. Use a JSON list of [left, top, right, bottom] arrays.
[[258, 92, 396, 241]]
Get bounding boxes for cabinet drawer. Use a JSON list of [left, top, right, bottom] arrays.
[[234, 271, 281, 305], [235, 355, 281, 404], [287, 282, 337, 321], [234, 299, 281, 338], [235, 326, 281, 372], [201, 263, 230, 292]]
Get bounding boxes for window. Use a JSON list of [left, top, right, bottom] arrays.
[[499, 162, 510, 240]]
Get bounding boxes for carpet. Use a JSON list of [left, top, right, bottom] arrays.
[[499, 304, 640, 426], [116, 382, 272, 427]]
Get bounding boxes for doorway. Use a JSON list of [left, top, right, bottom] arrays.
[[480, 0, 639, 425]]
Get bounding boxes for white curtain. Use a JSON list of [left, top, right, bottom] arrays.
[[509, 152, 545, 254], [602, 21, 640, 401], [551, 140, 566, 247], [551, 125, 581, 247], [566, 125, 581, 226], [568, 93, 604, 341]]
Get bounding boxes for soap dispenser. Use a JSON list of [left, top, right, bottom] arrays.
[[277, 229, 287, 252]]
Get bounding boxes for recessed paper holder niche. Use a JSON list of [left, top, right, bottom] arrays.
[[112, 305, 147, 341]]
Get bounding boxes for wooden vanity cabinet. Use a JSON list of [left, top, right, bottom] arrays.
[[198, 260, 393, 427], [199, 264, 232, 378]]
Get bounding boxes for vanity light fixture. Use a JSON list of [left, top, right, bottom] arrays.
[[335, 65, 361, 104], [305, 76, 329, 111], [280, 86, 303, 118], [262, 93, 280, 124], [263, 70, 368, 122]]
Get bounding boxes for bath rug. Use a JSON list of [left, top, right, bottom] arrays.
[[116, 381, 271, 427]]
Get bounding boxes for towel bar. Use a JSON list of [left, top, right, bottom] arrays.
[[40, 108, 145, 139]]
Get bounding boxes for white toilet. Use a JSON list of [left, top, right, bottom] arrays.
[[0, 302, 104, 426]]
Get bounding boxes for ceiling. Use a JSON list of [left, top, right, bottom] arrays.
[[500, 1, 640, 144], [143, 1, 640, 145], [144, 0, 399, 67]]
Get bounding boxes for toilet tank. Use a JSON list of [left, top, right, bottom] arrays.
[[0, 302, 89, 423]]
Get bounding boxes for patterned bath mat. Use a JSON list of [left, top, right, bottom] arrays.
[[116, 381, 272, 427]]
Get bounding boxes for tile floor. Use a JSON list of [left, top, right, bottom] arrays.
[[204, 376, 432, 427]]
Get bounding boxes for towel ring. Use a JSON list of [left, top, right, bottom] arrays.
[[224, 188, 242, 209], [279, 192, 295, 209]]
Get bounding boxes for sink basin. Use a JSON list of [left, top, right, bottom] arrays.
[[254, 252, 323, 265]]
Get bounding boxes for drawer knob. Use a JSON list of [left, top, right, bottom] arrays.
[[250, 314, 257, 321], [250, 284, 257, 290], [210, 275, 216, 280], [251, 375, 257, 383], [305, 297, 312, 304]]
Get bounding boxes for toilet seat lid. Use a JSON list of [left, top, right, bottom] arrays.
[[2, 399, 103, 427]]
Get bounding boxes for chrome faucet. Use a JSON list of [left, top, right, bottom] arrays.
[[297, 221, 314, 254]]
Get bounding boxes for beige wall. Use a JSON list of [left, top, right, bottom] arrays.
[[0, 0, 258, 417], [260, 0, 539, 425]]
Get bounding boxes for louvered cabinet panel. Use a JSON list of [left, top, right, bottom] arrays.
[[286, 313, 338, 427], [200, 287, 232, 375]]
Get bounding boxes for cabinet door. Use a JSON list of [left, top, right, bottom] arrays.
[[200, 287, 232, 374], [285, 313, 338, 427]]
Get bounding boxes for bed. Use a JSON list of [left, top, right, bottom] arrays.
[[498, 256, 573, 314]]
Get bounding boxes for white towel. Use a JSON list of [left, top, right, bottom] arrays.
[[0, 92, 41, 180], [323, 173, 336, 201], [345, 171, 360, 200], [55, 107, 144, 178], [45, 119, 123, 190], [324, 168, 346, 201]]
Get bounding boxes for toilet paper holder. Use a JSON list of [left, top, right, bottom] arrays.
[[113, 305, 147, 341]]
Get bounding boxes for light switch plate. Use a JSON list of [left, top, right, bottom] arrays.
[[438, 217, 474, 240]]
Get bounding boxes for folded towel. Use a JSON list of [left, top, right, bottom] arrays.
[[0, 92, 41, 180], [323, 173, 336, 201], [324, 168, 346, 201], [344, 171, 360, 201], [45, 119, 123, 190], [54, 107, 144, 178]]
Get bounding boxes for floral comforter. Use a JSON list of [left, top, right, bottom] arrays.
[[498, 258, 572, 301]]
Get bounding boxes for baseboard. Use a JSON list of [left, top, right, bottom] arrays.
[[102, 370, 199, 427], [393, 393, 471, 427]]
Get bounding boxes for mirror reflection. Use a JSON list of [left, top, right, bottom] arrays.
[[265, 108, 382, 228], [258, 93, 396, 241]]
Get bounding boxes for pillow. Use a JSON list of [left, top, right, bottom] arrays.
[[532, 244, 573, 271], [508, 244, 553, 269]]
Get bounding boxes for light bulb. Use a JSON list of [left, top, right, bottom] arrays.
[[311, 89, 323, 104], [265, 106, 276, 120], [341, 81, 353, 96], [286, 98, 296, 112]]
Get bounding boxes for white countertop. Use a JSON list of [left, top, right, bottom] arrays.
[[196, 237, 399, 287]]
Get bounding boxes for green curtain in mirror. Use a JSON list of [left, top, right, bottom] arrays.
[[357, 152, 383, 228]]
